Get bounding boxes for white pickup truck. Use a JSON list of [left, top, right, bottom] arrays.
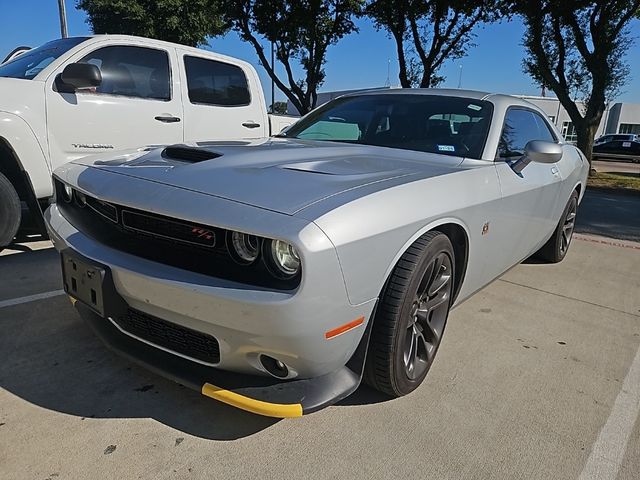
[[0, 35, 296, 249]]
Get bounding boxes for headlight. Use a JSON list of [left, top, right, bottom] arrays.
[[264, 239, 301, 279], [61, 183, 73, 203], [227, 231, 261, 265]]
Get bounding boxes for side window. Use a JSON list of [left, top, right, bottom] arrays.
[[184, 56, 250, 106], [498, 109, 554, 159], [78, 46, 170, 101], [532, 112, 557, 142]]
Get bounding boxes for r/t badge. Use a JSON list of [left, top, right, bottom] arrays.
[[482, 222, 490, 236]]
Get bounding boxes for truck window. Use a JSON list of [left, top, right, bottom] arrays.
[[78, 46, 171, 101], [184, 56, 250, 107]]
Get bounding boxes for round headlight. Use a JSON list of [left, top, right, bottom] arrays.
[[61, 184, 73, 203], [265, 239, 301, 279], [228, 231, 260, 265]]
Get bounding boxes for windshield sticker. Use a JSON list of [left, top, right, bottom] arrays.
[[437, 145, 455, 152], [467, 104, 482, 111]]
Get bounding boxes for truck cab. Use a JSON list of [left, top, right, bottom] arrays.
[[0, 35, 295, 250]]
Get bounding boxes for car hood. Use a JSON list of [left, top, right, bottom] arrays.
[[71, 138, 461, 215]]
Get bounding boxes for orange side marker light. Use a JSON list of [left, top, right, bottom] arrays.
[[325, 316, 364, 339]]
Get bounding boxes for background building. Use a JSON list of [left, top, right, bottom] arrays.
[[518, 96, 640, 143], [289, 88, 640, 144]]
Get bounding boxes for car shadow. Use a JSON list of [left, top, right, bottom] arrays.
[[0, 296, 279, 441], [337, 383, 392, 406]]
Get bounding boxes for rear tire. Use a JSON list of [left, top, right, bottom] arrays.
[[0, 172, 21, 250], [364, 231, 454, 397], [536, 191, 579, 263]]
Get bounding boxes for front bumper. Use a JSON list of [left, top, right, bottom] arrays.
[[76, 300, 370, 417], [46, 203, 376, 416]]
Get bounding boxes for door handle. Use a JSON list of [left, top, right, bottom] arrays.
[[550, 166, 560, 176], [155, 115, 181, 123], [242, 121, 261, 129]]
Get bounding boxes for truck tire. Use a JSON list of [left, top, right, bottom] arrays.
[[0, 172, 21, 250]]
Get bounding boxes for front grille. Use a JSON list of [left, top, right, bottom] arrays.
[[114, 308, 220, 364], [54, 179, 300, 290], [122, 210, 217, 248], [86, 195, 118, 223]]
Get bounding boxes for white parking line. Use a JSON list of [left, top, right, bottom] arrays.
[[0, 289, 66, 309], [579, 343, 640, 480]]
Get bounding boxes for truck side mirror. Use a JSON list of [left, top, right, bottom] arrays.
[[59, 63, 102, 90]]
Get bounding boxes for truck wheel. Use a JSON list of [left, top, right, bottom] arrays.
[[535, 191, 579, 263], [0, 172, 21, 250], [364, 231, 454, 397]]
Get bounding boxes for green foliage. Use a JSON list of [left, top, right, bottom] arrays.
[[367, 0, 497, 88], [228, 1, 363, 114], [516, 0, 640, 161], [76, 0, 228, 47], [270, 101, 288, 115]]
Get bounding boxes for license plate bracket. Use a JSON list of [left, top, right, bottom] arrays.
[[62, 252, 106, 316]]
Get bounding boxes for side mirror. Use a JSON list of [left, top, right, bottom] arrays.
[[59, 63, 102, 90], [510, 140, 562, 175]]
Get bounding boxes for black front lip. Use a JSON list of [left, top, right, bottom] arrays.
[[66, 248, 372, 417]]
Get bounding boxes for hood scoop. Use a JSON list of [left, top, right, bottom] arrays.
[[161, 145, 222, 163]]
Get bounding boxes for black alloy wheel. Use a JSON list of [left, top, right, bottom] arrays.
[[536, 191, 579, 263], [365, 231, 455, 397]]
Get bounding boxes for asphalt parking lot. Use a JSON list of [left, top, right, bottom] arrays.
[[1, 191, 639, 480]]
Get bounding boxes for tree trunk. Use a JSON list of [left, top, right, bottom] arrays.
[[419, 68, 433, 88], [575, 121, 598, 173], [392, 30, 411, 88]]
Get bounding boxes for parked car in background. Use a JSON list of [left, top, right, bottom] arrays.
[[0, 35, 296, 251], [592, 133, 640, 163], [45, 90, 588, 417]]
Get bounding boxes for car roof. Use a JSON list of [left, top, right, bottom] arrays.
[[337, 88, 546, 110], [67, 34, 248, 66], [340, 88, 491, 100]]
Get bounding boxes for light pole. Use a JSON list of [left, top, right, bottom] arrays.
[[58, 0, 68, 38], [270, 42, 275, 113]]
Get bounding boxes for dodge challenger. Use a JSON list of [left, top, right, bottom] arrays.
[[45, 90, 589, 417]]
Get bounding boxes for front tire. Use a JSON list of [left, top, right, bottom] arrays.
[[365, 231, 454, 397], [536, 191, 579, 263], [0, 172, 21, 250]]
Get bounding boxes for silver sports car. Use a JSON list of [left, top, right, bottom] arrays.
[[45, 90, 589, 417]]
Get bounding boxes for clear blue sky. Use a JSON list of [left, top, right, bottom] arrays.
[[2, 0, 639, 104]]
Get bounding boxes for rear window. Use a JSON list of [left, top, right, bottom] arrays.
[[184, 55, 251, 107]]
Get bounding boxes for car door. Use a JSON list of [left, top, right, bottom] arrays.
[[493, 108, 564, 268], [179, 52, 268, 141], [46, 43, 183, 169]]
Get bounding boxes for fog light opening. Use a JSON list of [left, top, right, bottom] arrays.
[[260, 354, 289, 379]]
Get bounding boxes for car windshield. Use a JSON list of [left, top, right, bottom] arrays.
[[0, 37, 89, 80], [282, 94, 493, 159]]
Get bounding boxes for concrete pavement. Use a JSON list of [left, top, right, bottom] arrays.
[[0, 231, 639, 479]]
